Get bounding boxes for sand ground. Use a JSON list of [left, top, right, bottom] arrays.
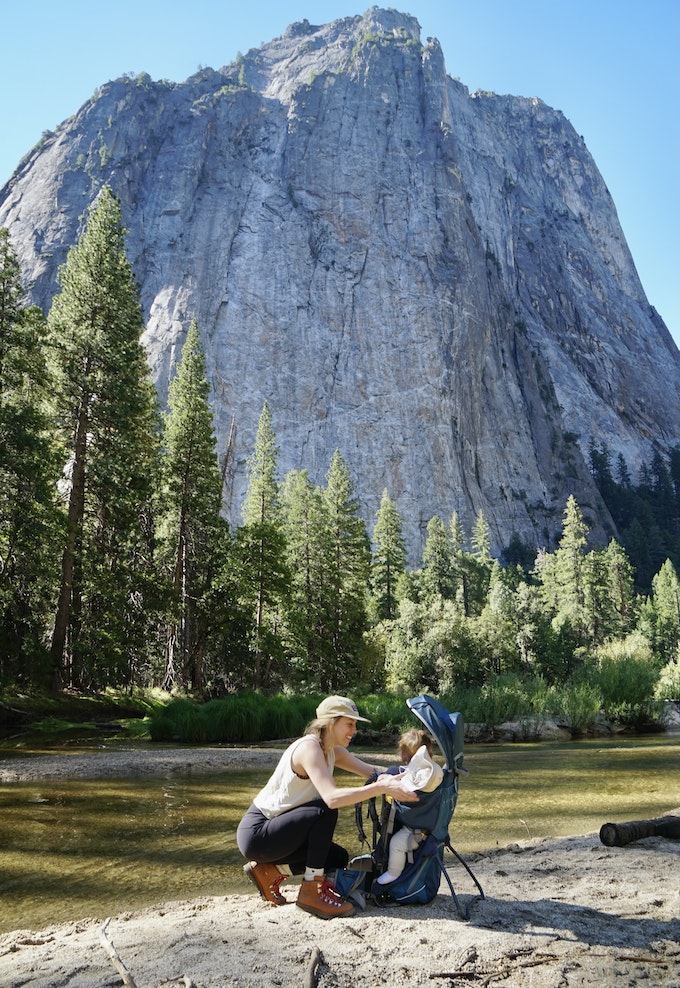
[[0, 745, 678, 987]]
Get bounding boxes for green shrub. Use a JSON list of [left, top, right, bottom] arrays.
[[555, 682, 602, 735], [476, 674, 535, 726], [151, 699, 206, 744], [587, 636, 660, 726], [359, 693, 411, 732], [654, 659, 680, 701]]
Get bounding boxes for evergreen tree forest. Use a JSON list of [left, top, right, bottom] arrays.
[[1, 191, 679, 727]]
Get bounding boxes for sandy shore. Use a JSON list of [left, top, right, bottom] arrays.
[[1, 745, 679, 987]]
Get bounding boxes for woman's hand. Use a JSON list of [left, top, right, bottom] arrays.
[[378, 772, 420, 802]]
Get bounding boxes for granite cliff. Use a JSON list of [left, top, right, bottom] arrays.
[[2, 7, 679, 560]]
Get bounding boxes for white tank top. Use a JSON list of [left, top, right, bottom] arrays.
[[253, 736, 336, 819]]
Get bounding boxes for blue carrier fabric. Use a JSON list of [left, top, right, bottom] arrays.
[[353, 693, 485, 918]]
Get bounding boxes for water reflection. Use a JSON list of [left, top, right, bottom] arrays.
[[1, 735, 678, 933]]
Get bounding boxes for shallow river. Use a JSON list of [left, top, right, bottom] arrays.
[[1, 734, 678, 933]]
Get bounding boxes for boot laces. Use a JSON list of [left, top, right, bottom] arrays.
[[319, 878, 346, 906], [270, 874, 286, 894]]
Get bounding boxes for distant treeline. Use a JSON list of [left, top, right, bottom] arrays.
[[1, 189, 679, 723]]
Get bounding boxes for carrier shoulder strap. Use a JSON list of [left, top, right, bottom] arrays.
[[355, 792, 384, 849]]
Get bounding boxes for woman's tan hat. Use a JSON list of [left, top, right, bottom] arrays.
[[316, 695, 371, 722]]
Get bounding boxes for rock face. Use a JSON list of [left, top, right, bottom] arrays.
[[1, 8, 679, 560]]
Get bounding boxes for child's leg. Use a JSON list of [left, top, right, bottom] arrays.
[[377, 827, 412, 883]]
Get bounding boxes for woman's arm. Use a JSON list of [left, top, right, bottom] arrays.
[[333, 746, 384, 779], [296, 738, 418, 810]]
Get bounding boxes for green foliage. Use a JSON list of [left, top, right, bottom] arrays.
[[156, 320, 227, 690], [149, 691, 416, 744], [463, 674, 555, 727], [584, 634, 664, 728], [237, 402, 290, 690], [554, 681, 602, 735], [370, 489, 406, 621], [149, 691, 321, 743], [478, 675, 530, 725], [2, 224, 679, 730], [0, 229, 61, 680], [654, 658, 680, 701], [357, 693, 413, 732], [591, 440, 680, 589], [279, 468, 342, 689], [649, 559, 680, 662], [46, 187, 161, 689], [321, 451, 371, 688], [421, 515, 454, 601]]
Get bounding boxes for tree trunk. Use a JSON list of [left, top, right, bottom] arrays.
[[50, 395, 89, 689], [599, 815, 680, 847]]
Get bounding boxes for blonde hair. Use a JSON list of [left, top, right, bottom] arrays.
[[305, 717, 336, 756], [398, 728, 434, 763]]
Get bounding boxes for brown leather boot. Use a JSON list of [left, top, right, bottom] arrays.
[[243, 861, 287, 905], [296, 877, 355, 919]]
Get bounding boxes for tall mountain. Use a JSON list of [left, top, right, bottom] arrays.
[[2, 7, 678, 560]]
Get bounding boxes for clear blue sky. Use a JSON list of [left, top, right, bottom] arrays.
[[3, 1, 678, 345]]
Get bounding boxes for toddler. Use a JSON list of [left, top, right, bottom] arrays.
[[376, 728, 444, 885]]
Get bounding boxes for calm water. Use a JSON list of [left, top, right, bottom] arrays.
[[1, 734, 678, 933]]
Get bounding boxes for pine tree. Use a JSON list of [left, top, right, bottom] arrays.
[[421, 515, 454, 601], [322, 450, 370, 689], [471, 510, 493, 566], [47, 187, 160, 688], [157, 321, 227, 690], [650, 558, 680, 663], [537, 495, 590, 643], [466, 509, 494, 614], [670, 446, 680, 508], [449, 511, 465, 559], [0, 228, 59, 680], [236, 401, 289, 688], [279, 468, 332, 683], [370, 489, 406, 621], [601, 539, 637, 639], [448, 510, 469, 612]]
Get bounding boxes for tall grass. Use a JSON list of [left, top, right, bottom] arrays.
[[149, 691, 412, 743], [149, 660, 669, 745], [149, 692, 320, 743]]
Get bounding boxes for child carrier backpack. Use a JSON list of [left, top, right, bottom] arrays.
[[354, 693, 485, 919]]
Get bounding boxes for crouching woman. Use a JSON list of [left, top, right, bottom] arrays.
[[236, 695, 419, 919]]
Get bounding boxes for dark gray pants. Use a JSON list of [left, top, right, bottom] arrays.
[[236, 799, 349, 873]]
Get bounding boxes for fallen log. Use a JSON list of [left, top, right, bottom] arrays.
[[599, 815, 680, 847]]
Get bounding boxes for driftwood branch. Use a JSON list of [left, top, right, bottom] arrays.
[[303, 946, 323, 988], [430, 952, 558, 985], [599, 815, 680, 847], [99, 918, 139, 988], [100, 920, 196, 988]]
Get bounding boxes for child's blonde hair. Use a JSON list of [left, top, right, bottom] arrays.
[[398, 728, 434, 763]]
